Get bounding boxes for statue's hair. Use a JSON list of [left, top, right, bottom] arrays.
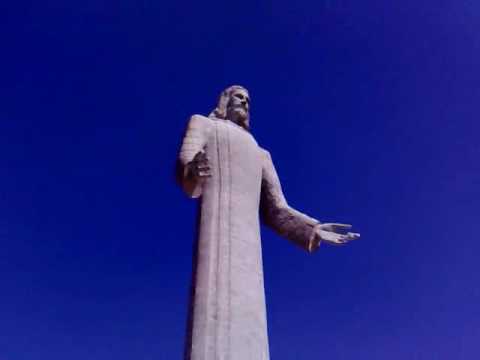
[[208, 85, 250, 125]]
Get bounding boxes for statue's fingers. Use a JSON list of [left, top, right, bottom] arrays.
[[331, 242, 344, 246], [198, 171, 212, 178], [198, 167, 211, 174], [322, 223, 352, 232], [337, 233, 359, 244], [346, 232, 360, 240], [331, 223, 352, 230], [196, 157, 209, 166], [328, 238, 345, 246], [201, 161, 211, 169], [195, 151, 207, 161], [331, 234, 348, 245]]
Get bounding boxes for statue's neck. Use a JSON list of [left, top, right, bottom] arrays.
[[226, 116, 249, 131], [227, 118, 250, 132]]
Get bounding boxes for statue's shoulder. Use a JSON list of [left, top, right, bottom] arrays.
[[259, 147, 272, 162], [186, 114, 215, 132], [189, 113, 214, 124]]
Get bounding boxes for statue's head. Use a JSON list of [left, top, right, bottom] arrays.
[[209, 85, 250, 130]]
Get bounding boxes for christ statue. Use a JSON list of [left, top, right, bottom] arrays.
[[176, 85, 360, 360]]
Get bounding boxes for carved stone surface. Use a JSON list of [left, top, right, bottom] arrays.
[[176, 86, 359, 360]]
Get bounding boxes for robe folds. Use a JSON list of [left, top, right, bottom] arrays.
[[178, 115, 320, 360]]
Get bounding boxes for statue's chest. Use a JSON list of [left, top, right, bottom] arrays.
[[206, 120, 263, 194]]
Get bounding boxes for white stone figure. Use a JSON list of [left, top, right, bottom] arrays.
[[177, 85, 360, 360]]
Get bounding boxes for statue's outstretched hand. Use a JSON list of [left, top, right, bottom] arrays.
[[186, 151, 211, 181], [315, 223, 360, 246]]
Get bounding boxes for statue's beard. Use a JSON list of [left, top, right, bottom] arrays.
[[227, 107, 249, 130]]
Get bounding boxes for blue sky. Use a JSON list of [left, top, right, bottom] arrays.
[[1, 1, 479, 359]]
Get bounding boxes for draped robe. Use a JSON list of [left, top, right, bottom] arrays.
[[177, 114, 320, 360]]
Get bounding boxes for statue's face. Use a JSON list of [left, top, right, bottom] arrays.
[[226, 88, 250, 129]]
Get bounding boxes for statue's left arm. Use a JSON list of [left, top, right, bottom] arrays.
[[259, 150, 360, 252], [259, 150, 321, 252]]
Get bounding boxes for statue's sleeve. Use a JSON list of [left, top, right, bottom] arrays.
[[259, 150, 321, 252], [176, 114, 212, 198]]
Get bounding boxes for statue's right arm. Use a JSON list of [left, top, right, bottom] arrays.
[[176, 114, 212, 198]]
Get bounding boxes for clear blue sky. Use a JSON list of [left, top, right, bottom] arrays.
[[1, 1, 479, 359]]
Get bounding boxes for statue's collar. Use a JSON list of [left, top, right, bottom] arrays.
[[210, 116, 250, 133]]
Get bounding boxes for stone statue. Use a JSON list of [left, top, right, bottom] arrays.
[[177, 85, 360, 360]]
